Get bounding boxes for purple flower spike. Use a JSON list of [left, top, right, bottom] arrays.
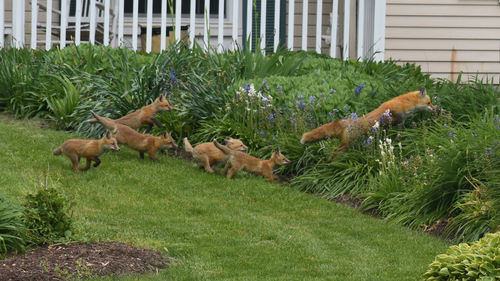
[[330, 88, 336, 94], [169, 69, 179, 85], [354, 85, 365, 97], [308, 95, 316, 104], [259, 131, 265, 135]]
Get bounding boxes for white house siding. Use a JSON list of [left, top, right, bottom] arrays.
[[385, 0, 500, 84]]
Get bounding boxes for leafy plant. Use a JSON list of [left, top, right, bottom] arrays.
[[423, 231, 500, 280], [22, 184, 73, 246]]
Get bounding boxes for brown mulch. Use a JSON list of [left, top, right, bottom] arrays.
[[0, 242, 169, 281]]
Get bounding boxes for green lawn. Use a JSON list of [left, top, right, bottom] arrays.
[[0, 117, 449, 281]]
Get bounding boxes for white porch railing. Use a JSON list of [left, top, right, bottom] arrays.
[[0, 0, 386, 61]]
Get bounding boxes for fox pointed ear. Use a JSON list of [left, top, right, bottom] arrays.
[[224, 137, 233, 145], [105, 130, 112, 139], [159, 94, 165, 102], [275, 147, 280, 154], [419, 87, 427, 97]]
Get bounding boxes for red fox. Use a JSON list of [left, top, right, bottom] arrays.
[[213, 139, 290, 183], [53, 131, 120, 172], [184, 137, 248, 173], [87, 94, 174, 132], [300, 88, 436, 160], [90, 111, 177, 161]]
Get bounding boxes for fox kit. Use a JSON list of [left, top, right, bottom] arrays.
[[53, 131, 120, 172], [88, 94, 174, 132], [90, 111, 177, 161], [213, 139, 290, 183], [300, 88, 436, 160], [184, 137, 248, 173]]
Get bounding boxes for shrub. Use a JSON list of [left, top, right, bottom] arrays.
[[0, 194, 25, 257], [423, 231, 500, 280], [22, 186, 73, 246]]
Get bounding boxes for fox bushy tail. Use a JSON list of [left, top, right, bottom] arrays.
[[183, 138, 194, 153], [89, 111, 118, 131], [213, 139, 232, 155]]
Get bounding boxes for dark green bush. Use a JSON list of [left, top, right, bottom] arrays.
[[423, 231, 500, 280], [0, 193, 25, 257], [22, 186, 73, 246]]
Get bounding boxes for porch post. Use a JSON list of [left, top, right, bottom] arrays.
[[373, 0, 386, 62], [12, 0, 25, 48]]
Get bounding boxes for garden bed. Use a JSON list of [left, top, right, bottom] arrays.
[[0, 242, 168, 281]]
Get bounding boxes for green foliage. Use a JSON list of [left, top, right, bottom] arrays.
[[46, 74, 82, 129], [1, 44, 499, 243], [423, 232, 500, 281], [0, 193, 25, 256], [22, 185, 73, 246]]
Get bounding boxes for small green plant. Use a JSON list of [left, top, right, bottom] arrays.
[[0, 193, 25, 257], [22, 182, 73, 246], [423, 231, 500, 280]]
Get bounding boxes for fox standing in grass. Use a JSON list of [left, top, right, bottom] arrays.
[[213, 139, 290, 183], [90, 111, 177, 161], [184, 137, 248, 173], [301, 88, 436, 160], [87, 94, 174, 132], [53, 131, 120, 172]]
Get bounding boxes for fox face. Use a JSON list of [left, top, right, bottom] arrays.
[[416, 88, 436, 112], [160, 132, 178, 149], [103, 131, 120, 152], [154, 94, 175, 112], [273, 148, 291, 165], [224, 137, 248, 152]]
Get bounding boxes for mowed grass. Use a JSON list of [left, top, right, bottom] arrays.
[[0, 117, 449, 281]]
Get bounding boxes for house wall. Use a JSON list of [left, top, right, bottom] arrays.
[[385, 0, 500, 83]]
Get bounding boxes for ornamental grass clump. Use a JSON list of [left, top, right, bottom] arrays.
[[0, 194, 25, 257]]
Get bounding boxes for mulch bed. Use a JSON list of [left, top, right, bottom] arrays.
[[0, 242, 169, 281]]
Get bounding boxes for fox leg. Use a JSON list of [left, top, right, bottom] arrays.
[[222, 161, 231, 175], [148, 149, 159, 161], [150, 117, 163, 129], [328, 139, 349, 161], [145, 123, 154, 134], [202, 155, 215, 173], [227, 167, 240, 180], [68, 154, 80, 172], [263, 170, 275, 183], [81, 158, 92, 171], [93, 157, 101, 167]]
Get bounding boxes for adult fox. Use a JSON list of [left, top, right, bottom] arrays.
[[87, 94, 174, 132], [213, 139, 290, 183], [300, 88, 436, 160], [53, 130, 120, 172], [90, 111, 177, 161], [184, 137, 248, 173]]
